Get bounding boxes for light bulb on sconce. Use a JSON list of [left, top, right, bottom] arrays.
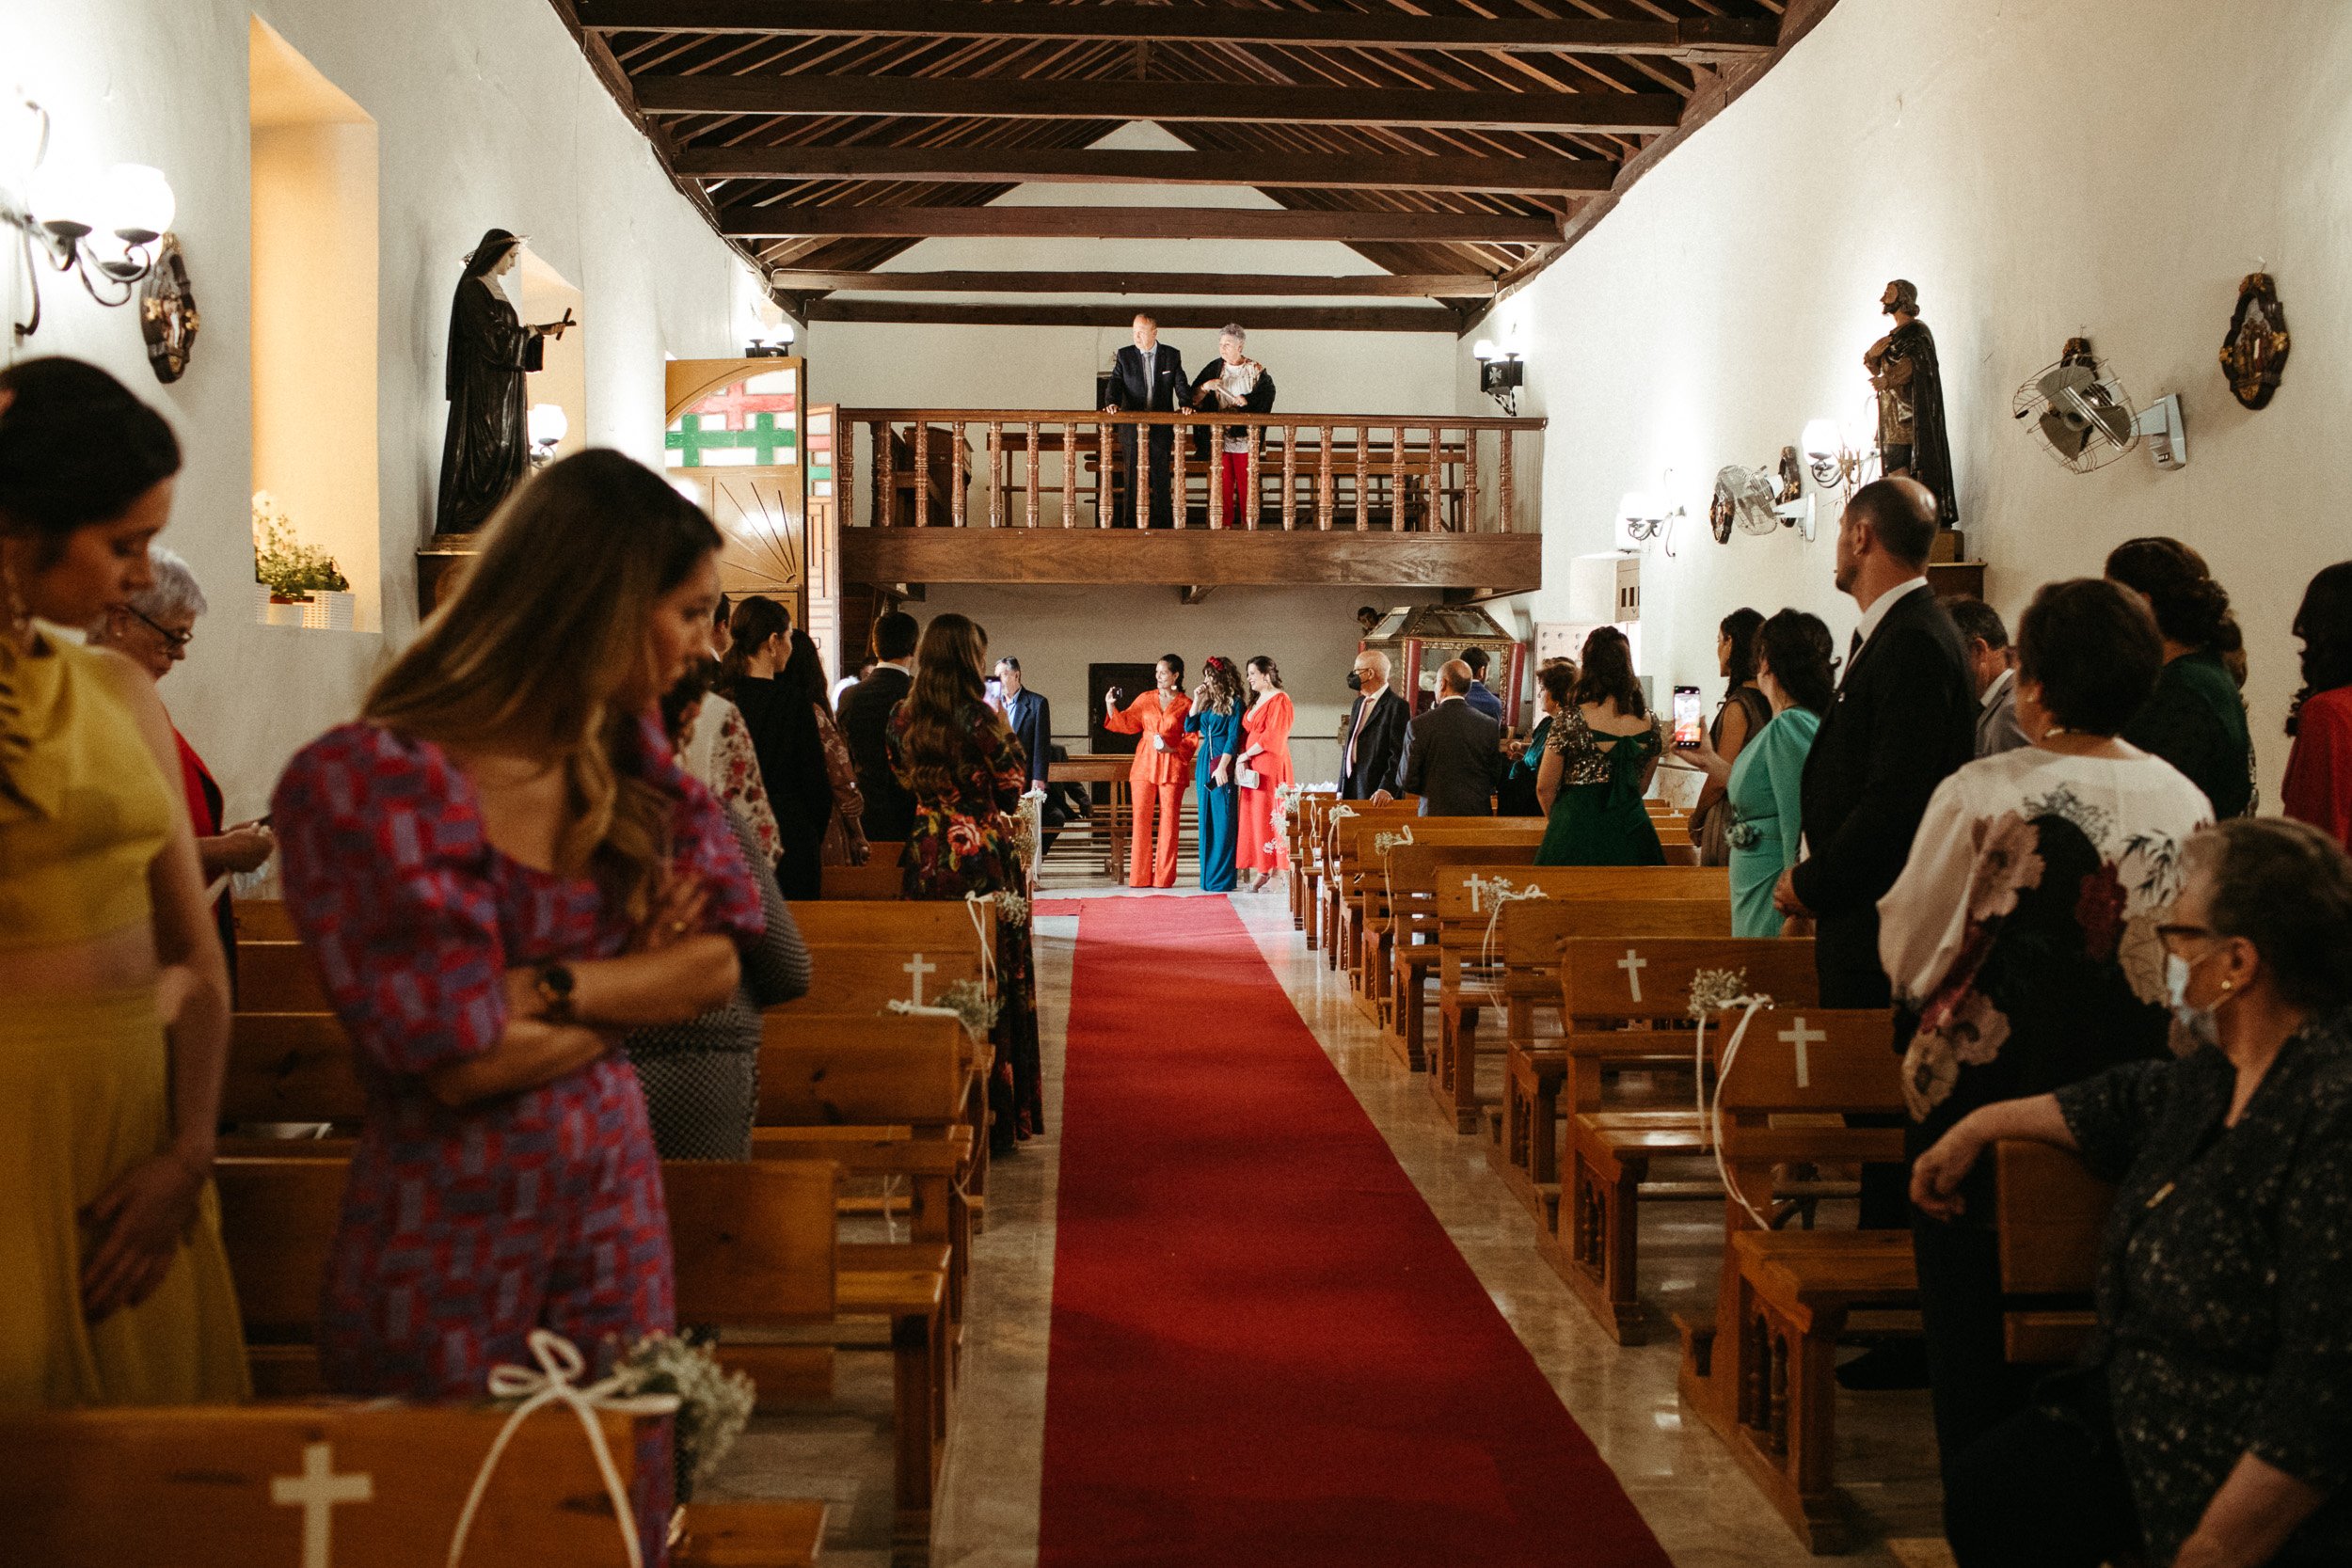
[[1617, 478, 1684, 557], [3, 93, 183, 348], [527, 403, 570, 468], [1473, 337, 1524, 415], [1802, 416, 1877, 495]]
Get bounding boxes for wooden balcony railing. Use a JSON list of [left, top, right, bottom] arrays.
[[835, 409, 1546, 533]]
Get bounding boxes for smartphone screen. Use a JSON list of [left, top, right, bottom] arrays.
[[1672, 686, 1704, 749]]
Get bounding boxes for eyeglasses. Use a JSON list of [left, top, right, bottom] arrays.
[[125, 605, 192, 653]]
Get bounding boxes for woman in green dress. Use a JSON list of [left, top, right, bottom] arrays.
[[1534, 626, 1664, 865], [1687, 610, 1836, 936]]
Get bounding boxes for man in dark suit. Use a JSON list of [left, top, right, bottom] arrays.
[[1460, 646, 1505, 721], [1776, 478, 1977, 1389], [1102, 311, 1186, 529], [836, 610, 921, 845], [1339, 647, 1411, 801], [1403, 660, 1503, 816]]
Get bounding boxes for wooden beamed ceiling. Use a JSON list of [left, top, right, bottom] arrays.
[[548, 0, 1817, 330]]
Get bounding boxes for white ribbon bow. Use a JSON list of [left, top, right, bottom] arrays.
[[1471, 879, 1549, 1007], [448, 1330, 679, 1568], [1696, 994, 1778, 1231]]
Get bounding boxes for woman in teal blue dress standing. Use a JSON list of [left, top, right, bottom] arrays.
[[1185, 657, 1245, 892], [1687, 610, 1835, 936], [1534, 627, 1664, 865]]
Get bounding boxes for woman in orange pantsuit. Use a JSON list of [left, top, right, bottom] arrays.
[[1104, 654, 1194, 888], [1235, 655, 1295, 892]]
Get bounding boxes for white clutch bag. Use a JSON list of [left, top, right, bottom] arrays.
[[1236, 766, 1263, 789]]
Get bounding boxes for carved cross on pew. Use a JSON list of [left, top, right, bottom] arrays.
[[1617, 948, 1647, 1001], [903, 952, 936, 1006], [1778, 1015, 1825, 1088], [271, 1442, 373, 1568]]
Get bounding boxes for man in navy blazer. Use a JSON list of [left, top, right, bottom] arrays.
[[1102, 312, 1186, 529], [1460, 645, 1505, 721], [994, 656, 1052, 791]]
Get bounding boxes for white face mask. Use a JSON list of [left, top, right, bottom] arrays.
[[2165, 949, 2219, 1046]]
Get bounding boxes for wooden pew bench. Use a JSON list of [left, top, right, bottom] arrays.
[[1376, 838, 1541, 1071], [1487, 906, 1738, 1221], [1672, 1003, 1910, 1555], [217, 1154, 950, 1567], [0, 1403, 827, 1568], [1428, 864, 1729, 1136], [1318, 799, 1421, 978], [1347, 820, 1545, 1047], [1996, 1140, 2114, 1367], [1286, 789, 1334, 937]]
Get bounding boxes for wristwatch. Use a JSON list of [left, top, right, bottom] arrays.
[[534, 962, 577, 1023]]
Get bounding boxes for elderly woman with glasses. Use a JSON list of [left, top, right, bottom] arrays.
[[1915, 816, 2352, 1568], [88, 546, 275, 968]]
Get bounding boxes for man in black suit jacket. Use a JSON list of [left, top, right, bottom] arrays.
[[1404, 661, 1504, 816], [1777, 479, 1977, 1004], [836, 610, 921, 846], [1102, 312, 1186, 529], [1339, 647, 1411, 800]]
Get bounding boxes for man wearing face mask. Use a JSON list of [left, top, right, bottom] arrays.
[[1338, 648, 1410, 802], [1874, 578, 2212, 1507]]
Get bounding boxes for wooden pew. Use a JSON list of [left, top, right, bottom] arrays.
[[1347, 820, 1546, 1043], [217, 1155, 951, 1567], [1995, 1140, 2113, 1366], [0, 1403, 826, 1568], [1285, 789, 1334, 935], [822, 857, 909, 899], [776, 942, 989, 1019], [788, 897, 994, 962], [238, 938, 330, 1013], [1317, 798, 1422, 979], [1561, 995, 1872, 1348], [1488, 907, 1740, 1220], [1670, 1003, 1910, 1555], [1376, 838, 1540, 1071]]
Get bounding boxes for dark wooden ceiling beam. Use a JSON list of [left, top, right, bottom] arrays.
[[638, 73, 1686, 134], [768, 268, 1494, 296], [724, 204, 1560, 243], [584, 2, 1776, 57], [807, 298, 1460, 332], [673, 143, 1614, 193]]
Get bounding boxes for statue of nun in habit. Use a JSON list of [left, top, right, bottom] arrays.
[[433, 229, 573, 534]]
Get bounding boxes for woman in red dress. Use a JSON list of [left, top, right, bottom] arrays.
[[1235, 655, 1295, 892], [1103, 654, 1195, 888], [273, 451, 761, 1398], [2283, 562, 2352, 849]]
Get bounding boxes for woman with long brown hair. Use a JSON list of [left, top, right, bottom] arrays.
[[1534, 625, 1664, 866], [1235, 654, 1295, 892], [1185, 656, 1246, 893], [887, 612, 1043, 1147], [2105, 537, 2254, 819], [721, 594, 832, 896], [271, 449, 765, 1397]]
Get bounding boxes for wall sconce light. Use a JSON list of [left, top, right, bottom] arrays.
[[527, 403, 569, 468], [744, 314, 796, 358], [3, 92, 181, 346], [1617, 477, 1684, 557], [1473, 338, 1524, 417], [1801, 417, 1878, 495]]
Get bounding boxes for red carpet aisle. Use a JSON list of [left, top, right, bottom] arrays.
[[1037, 895, 1674, 1567]]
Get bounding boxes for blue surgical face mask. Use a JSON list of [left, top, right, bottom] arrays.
[[2165, 949, 2219, 1046]]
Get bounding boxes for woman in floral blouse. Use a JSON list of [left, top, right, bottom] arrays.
[[1916, 817, 2352, 1568], [1877, 579, 2211, 1504], [887, 612, 1041, 1148]]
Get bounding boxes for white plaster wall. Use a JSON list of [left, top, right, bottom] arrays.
[[803, 123, 1462, 425], [1470, 0, 2352, 808], [918, 583, 1398, 784], [2, 0, 752, 812]]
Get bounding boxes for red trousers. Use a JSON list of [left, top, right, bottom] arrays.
[[1219, 451, 1250, 528], [1130, 782, 1184, 888]]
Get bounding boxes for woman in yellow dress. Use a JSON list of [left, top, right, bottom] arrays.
[[0, 356, 247, 1408]]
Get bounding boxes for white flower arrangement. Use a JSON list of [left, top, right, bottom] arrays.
[[1687, 967, 1756, 1018], [935, 977, 1001, 1036], [609, 1333, 755, 1499]]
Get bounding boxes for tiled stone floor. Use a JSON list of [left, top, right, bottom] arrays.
[[710, 882, 1947, 1566]]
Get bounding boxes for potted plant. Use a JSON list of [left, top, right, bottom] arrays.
[[252, 491, 355, 629]]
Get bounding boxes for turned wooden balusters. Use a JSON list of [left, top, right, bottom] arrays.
[[1207, 423, 1224, 530], [1354, 429, 1369, 531], [1170, 414, 1186, 528], [1097, 421, 1113, 528], [876, 419, 895, 527], [1498, 425, 1515, 534], [913, 420, 930, 527], [947, 421, 965, 527], [1427, 425, 1444, 532], [1025, 420, 1040, 529], [1060, 421, 1076, 528], [1462, 427, 1479, 533], [986, 421, 1003, 527], [1391, 426, 1407, 530], [1280, 425, 1297, 531], [1244, 425, 1260, 531]]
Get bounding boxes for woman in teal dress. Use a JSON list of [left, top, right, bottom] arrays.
[[1500, 659, 1577, 816], [1692, 610, 1835, 936], [1184, 657, 1245, 892], [1534, 627, 1664, 866]]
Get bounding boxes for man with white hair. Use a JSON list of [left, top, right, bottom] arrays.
[[1339, 645, 1410, 802], [87, 545, 275, 984]]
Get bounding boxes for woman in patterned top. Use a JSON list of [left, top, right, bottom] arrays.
[[625, 663, 813, 1161], [272, 451, 764, 1398], [1916, 817, 2352, 1568], [1879, 579, 2212, 1501], [681, 599, 784, 865], [1534, 626, 1663, 866], [888, 612, 1042, 1148]]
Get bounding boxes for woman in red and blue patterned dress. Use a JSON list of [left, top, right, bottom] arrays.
[[887, 612, 1042, 1148], [272, 452, 760, 1398]]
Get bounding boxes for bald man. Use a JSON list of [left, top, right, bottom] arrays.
[[1403, 659, 1505, 816]]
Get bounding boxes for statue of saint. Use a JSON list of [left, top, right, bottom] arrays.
[[434, 230, 573, 534], [1863, 278, 1959, 531]]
